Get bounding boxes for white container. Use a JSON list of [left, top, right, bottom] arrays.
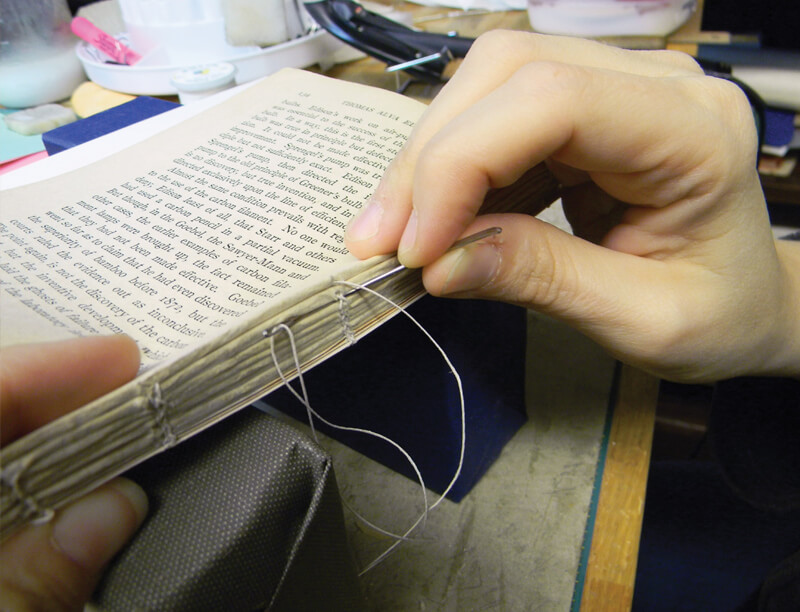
[[0, 0, 86, 108], [527, 0, 697, 37], [76, 28, 353, 96]]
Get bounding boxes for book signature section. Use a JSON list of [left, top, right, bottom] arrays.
[[0, 70, 419, 366]]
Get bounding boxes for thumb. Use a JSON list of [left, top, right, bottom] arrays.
[[421, 214, 703, 371], [422, 213, 655, 312], [0, 477, 148, 611]]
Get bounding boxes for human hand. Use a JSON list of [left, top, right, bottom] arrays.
[[0, 336, 147, 611], [345, 31, 800, 382]]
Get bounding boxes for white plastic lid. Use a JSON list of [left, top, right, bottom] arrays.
[[170, 62, 236, 93]]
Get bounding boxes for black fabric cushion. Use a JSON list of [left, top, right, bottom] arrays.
[[93, 407, 364, 611]]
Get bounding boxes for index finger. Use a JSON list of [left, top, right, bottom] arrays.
[[409, 31, 702, 159], [0, 335, 140, 445], [405, 61, 753, 267], [344, 31, 703, 259]]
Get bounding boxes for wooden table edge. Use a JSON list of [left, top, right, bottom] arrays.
[[579, 364, 659, 611]]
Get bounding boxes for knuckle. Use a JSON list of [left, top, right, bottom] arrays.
[[710, 78, 760, 164], [514, 59, 578, 84], [696, 75, 757, 134], [389, 146, 416, 175], [502, 229, 575, 311], [647, 49, 705, 74], [674, 75, 759, 182], [468, 29, 525, 58], [416, 137, 489, 196], [712, 77, 757, 123], [511, 61, 588, 104]]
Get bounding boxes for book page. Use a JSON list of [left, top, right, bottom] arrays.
[[0, 69, 427, 367], [0, 85, 248, 190]]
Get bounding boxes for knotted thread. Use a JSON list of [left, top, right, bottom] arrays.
[[148, 383, 177, 449], [1, 458, 55, 526], [335, 290, 357, 347]]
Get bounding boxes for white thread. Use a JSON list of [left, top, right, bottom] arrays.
[[335, 291, 357, 346], [265, 282, 467, 575], [334, 280, 466, 573], [1, 459, 55, 525], [266, 323, 429, 543], [29, 508, 56, 525], [149, 383, 177, 448]]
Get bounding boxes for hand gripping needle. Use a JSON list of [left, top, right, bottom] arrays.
[[342, 226, 502, 297], [269, 226, 502, 332]]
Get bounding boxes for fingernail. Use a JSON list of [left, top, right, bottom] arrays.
[[52, 478, 148, 570], [439, 243, 500, 295], [346, 196, 384, 242], [398, 208, 418, 255]]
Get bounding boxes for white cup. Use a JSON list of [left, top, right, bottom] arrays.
[[118, 0, 243, 65], [527, 0, 697, 37]]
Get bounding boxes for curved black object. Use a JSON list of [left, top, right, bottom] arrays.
[[304, 0, 474, 82]]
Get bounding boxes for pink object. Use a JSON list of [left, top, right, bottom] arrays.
[[0, 151, 49, 176], [71, 16, 142, 65]]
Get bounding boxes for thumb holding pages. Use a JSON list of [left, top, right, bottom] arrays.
[[345, 31, 800, 383], [0, 336, 148, 611]]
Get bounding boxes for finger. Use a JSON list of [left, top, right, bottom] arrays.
[[406, 32, 703, 175], [0, 477, 147, 612], [344, 31, 702, 258], [395, 63, 753, 267], [408, 31, 702, 159], [0, 335, 141, 445]]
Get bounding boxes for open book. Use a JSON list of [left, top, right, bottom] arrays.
[[0, 68, 558, 539]]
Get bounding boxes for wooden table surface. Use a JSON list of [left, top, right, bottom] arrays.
[[326, 7, 665, 610]]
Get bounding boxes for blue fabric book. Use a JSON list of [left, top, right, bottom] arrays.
[[42, 96, 179, 155]]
